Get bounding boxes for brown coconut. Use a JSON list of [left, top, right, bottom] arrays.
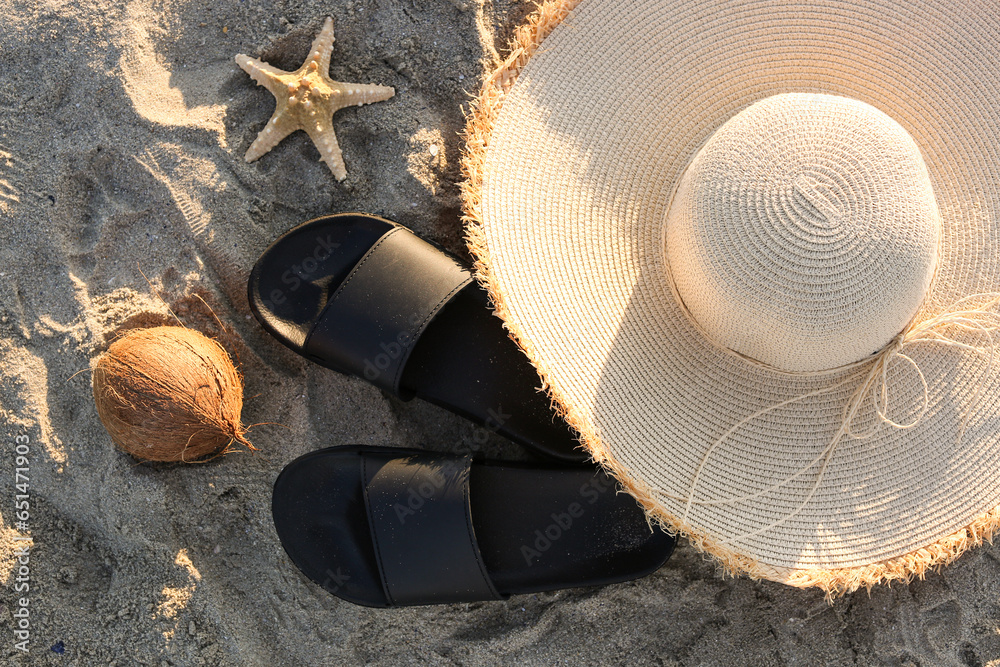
[[92, 325, 255, 462]]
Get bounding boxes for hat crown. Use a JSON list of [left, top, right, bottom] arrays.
[[664, 94, 941, 372]]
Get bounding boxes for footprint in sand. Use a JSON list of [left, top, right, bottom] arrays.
[[136, 143, 257, 307], [117, 0, 231, 145], [0, 143, 23, 214], [54, 149, 124, 280]]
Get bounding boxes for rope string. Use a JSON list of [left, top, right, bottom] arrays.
[[661, 292, 1000, 546]]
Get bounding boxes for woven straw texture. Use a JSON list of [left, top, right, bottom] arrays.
[[462, 0, 1000, 596], [665, 93, 940, 373]]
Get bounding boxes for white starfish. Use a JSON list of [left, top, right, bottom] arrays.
[[235, 17, 395, 181]]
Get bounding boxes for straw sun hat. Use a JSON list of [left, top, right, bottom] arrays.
[[461, 0, 1000, 597]]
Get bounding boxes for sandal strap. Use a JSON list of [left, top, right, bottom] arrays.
[[362, 452, 503, 606], [304, 226, 472, 399]]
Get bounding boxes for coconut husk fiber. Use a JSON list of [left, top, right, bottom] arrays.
[[92, 326, 254, 462]]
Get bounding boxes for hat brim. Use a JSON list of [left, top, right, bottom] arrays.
[[461, 0, 1000, 597]]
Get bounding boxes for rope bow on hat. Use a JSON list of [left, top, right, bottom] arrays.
[[677, 293, 1000, 546]]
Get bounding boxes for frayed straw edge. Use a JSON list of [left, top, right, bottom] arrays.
[[458, 0, 1000, 600], [783, 508, 1000, 601]]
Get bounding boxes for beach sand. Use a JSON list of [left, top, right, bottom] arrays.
[[1, 0, 1000, 664]]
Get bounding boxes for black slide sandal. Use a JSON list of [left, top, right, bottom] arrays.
[[271, 445, 676, 607], [248, 213, 586, 462]]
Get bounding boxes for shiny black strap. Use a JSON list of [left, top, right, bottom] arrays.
[[362, 453, 502, 606], [304, 226, 472, 399]]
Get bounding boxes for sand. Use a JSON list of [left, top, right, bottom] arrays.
[[1, 0, 999, 664]]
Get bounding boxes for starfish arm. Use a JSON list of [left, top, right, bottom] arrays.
[[235, 54, 289, 97], [309, 17, 337, 80], [245, 113, 300, 163], [330, 82, 395, 110], [352, 83, 395, 106], [305, 121, 347, 181]]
